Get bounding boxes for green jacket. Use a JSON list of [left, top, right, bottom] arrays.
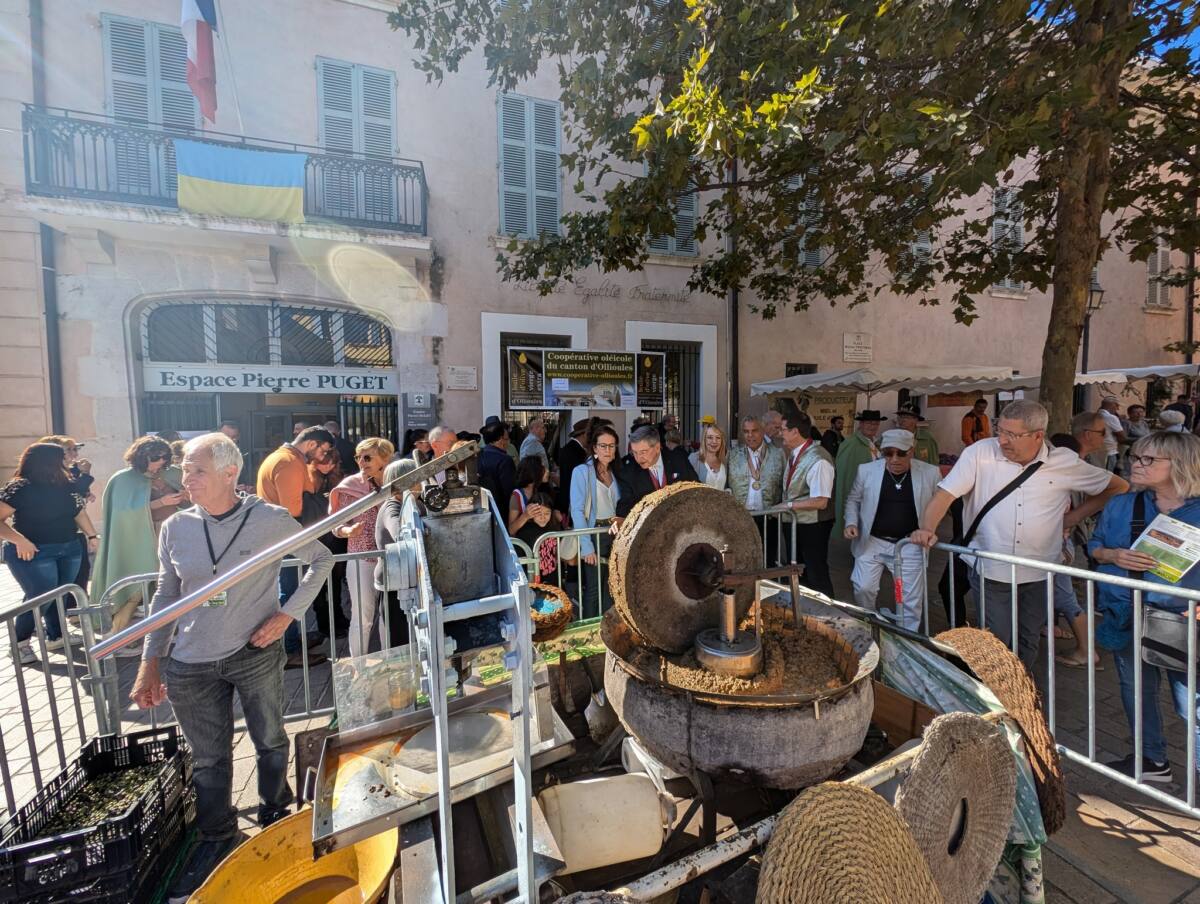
[[913, 426, 940, 467], [833, 431, 878, 536], [90, 465, 182, 610]]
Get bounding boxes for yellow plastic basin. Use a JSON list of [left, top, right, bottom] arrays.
[[189, 810, 396, 904]]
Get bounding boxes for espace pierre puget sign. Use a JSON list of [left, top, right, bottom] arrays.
[[145, 364, 398, 395]]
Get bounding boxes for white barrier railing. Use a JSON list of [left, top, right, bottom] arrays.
[[892, 538, 1198, 819]]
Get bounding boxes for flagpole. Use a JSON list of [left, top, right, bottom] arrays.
[[213, 0, 245, 134]]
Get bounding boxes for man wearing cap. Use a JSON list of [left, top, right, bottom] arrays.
[[833, 410, 886, 537], [844, 429, 940, 630], [896, 405, 939, 466], [776, 412, 836, 597]]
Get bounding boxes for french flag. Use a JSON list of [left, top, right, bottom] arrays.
[[181, 0, 218, 123]]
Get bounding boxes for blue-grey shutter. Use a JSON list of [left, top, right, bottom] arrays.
[[498, 93, 530, 235], [789, 171, 822, 268], [317, 59, 356, 218], [360, 65, 397, 222], [648, 162, 697, 255], [154, 26, 197, 131], [992, 188, 1024, 291], [1146, 237, 1172, 308], [498, 93, 560, 237], [910, 172, 933, 259], [531, 98, 561, 235]]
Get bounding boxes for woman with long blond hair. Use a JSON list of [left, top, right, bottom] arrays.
[[689, 422, 728, 491], [329, 437, 394, 656]]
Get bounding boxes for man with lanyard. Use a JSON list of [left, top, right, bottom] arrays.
[[896, 404, 939, 467], [132, 434, 333, 902], [615, 425, 698, 520], [728, 415, 785, 561], [844, 429, 940, 630], [776, 411, 837, 597], [912, 399, 1126, 672], [833, 410, 886, 537]]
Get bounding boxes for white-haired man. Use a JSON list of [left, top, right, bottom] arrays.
[[1098, 396, 1127, 471], [844, 429, 940, 630], [130, 433, 333, 901], [911, 400, 1127, 671], [762, 410, 784, 447], [427, 425, 457, 484]]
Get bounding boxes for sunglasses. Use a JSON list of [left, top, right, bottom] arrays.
[[147, 453, 169, 462], [882, 449, 911, 458], [356, 452, 376, 461]]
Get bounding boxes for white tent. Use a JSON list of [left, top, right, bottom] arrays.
[[919, 371, 1127, 396], [749, 365, 1014, 401]]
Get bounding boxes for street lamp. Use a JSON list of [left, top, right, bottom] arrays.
[[1076, 272, 1106, 413], [1081, 271, 1106, 374]]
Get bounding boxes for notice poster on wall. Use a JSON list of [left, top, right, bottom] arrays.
[[506, 347, 666, 410], [800, 391, 859, 431]]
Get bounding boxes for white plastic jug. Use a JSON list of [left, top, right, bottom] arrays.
[[538, 774, 667, 875]]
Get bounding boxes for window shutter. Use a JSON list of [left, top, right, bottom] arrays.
[[154, 25, 197, 131], [910, 172, 933, 259], [530, 98, 561, 235], [104, 17, 151, 123], [1147, 237, 1172, 308], [646, 161, 696, 256], [359, 65, 396, 222], [992, 187, 1024, 291], [789, 172, 823, 268], [498, 93, 530, 235], [318, 59, 356, 153]]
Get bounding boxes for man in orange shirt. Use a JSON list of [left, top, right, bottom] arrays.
[[961, 398, 992, 447], [257, 426, 334, 667]]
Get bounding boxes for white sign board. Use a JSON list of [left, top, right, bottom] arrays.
[[445, 366, 478, 391], [842, 332, 873, 364], [144, 363, 398, 395]]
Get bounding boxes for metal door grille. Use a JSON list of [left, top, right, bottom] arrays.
[[139, 392, 218, 433], [338, 397, 399, 447], [641, 339, 702, 445]]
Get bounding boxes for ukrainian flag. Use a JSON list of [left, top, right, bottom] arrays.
[[175, 140, 307, 224]]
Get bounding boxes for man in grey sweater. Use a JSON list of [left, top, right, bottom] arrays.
[[130, 433, 333, 903]]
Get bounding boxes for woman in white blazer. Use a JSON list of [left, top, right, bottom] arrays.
[[689, 422, 729, 491]]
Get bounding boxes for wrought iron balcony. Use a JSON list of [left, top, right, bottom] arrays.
[[22, 105, 427, 234]]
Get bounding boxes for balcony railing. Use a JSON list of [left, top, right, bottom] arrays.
[[22, 105, 427, 234]]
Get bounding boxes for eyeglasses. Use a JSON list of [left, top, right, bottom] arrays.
[[996, 428, 1043, 442], [594, 443, 617, 451], [882, 449, 911, 458], [1131, 454, 1171, 467], [356, 452, 375, 461]]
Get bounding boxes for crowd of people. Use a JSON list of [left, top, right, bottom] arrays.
[[0, 392, 1198, 897]]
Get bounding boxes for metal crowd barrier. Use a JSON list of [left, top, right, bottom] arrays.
[[0, 583, 108, 815], [891, 538, 1198, 820]]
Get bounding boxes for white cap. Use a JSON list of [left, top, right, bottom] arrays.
[[879, 429, 915, 451]]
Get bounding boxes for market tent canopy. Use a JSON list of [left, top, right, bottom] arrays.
[[749, 365, 1014, 400], [920, 371, 1126, 396]]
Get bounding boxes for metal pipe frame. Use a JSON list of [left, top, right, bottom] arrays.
[[87, 443, 479, 661]]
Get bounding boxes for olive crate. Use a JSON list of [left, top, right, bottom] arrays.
[[0, 725, 193, 903]]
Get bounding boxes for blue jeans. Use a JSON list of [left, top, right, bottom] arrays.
[[1112, 640, 1200, 768], [278, 565, 301, 654], [163, 640, 293, 840], [1053, 571, 1082, 621], [2, 540, 79, 642]]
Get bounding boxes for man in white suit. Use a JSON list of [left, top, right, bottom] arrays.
[[843, 429, 939, 630]]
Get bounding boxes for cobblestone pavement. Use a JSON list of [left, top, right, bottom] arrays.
[[1, 539, 1197, 901]]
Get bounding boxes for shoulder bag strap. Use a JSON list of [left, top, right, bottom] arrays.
[[962, 460, 1045, 546], [1128, 491, 1147, 581]]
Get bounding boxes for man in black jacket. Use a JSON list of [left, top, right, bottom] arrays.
[[615, 425, 699, 520], [477, 420, 517, 506], [556, 418, 600, 513]]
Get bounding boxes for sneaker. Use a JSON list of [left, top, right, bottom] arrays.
[[1107, 753, 1173, 784], [10, 641, 36, 666], [44, 632, 83, 653], [166, 833, 246, 903]]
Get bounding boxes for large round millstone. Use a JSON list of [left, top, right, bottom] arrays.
[[609, 482, 762, 654]]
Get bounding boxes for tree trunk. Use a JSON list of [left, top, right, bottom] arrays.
[[1037, 0, 1130, 434]]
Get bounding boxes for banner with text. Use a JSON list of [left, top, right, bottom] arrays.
[[506, 347, 666, 410], [144, 363, 398, 395]]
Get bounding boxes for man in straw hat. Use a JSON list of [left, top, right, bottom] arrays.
[[833, 410, 887, 537], [844, 429, 940, 630], [896, 404, 939, 466]]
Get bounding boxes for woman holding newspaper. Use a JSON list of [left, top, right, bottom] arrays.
[[1090, 430, 1200, 785]]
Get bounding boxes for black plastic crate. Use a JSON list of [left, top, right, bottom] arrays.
[[34, 792, 196, 904], [0, 726, 193, 904]]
